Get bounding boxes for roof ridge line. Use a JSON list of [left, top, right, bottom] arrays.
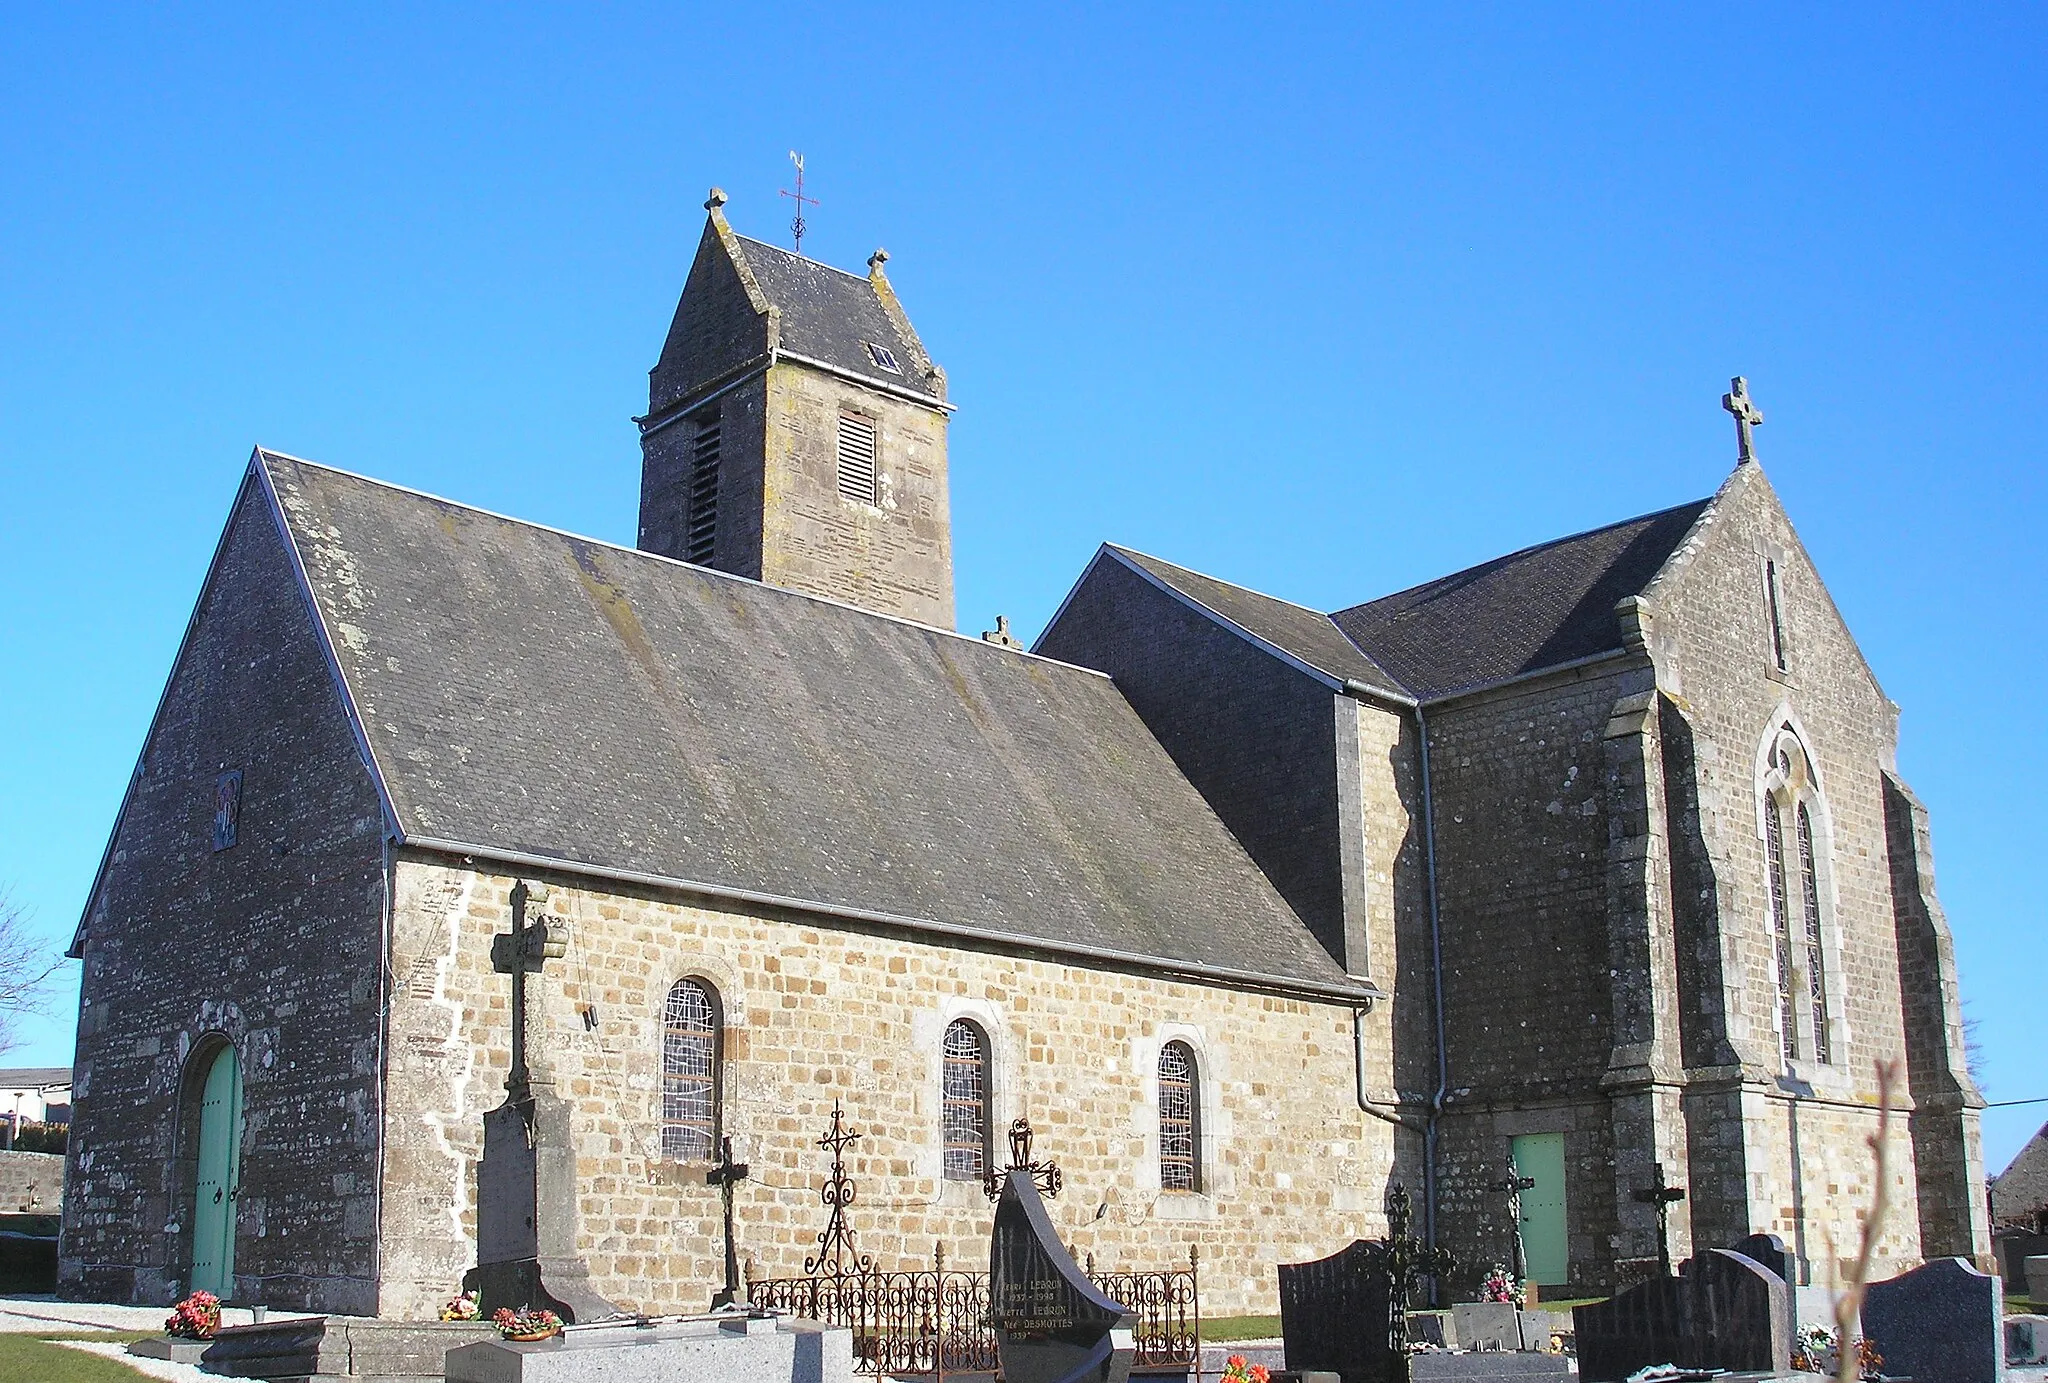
[[733, 233, 874, 282], [1341, 493, 1716, 614], [254, 450, 1109, 680], [1106, 543, 1340, 619]]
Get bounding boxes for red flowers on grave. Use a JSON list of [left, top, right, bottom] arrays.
[[165, 1290, 223, 1339], [492, 1306, 563, 1341], [1222, 1355, 1270, 1383], [1479, 1265, 1527, 1308]]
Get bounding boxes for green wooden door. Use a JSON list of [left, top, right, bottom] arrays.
[[1510, 1133, 1568, 1286], [191, 1046, 243, 1298]]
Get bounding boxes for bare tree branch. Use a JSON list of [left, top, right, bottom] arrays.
[[0, 892, 61, 1055], [1835, 1059, 1901, 1383]]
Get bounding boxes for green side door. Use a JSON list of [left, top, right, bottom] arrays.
[[1510, 1132, 1568, 1286], [191, 1046, 243, 1298]]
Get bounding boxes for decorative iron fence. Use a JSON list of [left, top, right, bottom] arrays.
[[749, 1243, 1201, 1380]]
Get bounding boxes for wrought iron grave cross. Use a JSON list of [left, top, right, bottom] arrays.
[[805, 1101, 873, 1278], [983, 1117, 1063, 1202], [1383, 1182, 1456, 1348], [1631, 1160, 1688, 1277], [780, 151, 818, 254], [490, 881, 564, 1102], [705, 1136, 751, 1308], [1723, 376, 1764, 465], [1487, 1155, 1538, 1285]]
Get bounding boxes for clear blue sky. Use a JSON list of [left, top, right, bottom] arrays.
[[3, 7, 2042, 1172]]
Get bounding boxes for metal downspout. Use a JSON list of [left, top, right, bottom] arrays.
[[1417, 703, 1450, 1272]]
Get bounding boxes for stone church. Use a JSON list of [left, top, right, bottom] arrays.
[[58, 191, 1987, 1318]]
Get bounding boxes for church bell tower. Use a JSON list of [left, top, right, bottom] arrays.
[[636, 189, 956, 629]]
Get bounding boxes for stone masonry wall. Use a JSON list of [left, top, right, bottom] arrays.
[[1032, 556, 1358, 972], [376, 858, 1396, 1319], [759, 363, 952, 629], [61, 476, 389, 1311], [1643, 462, 1977, 1274], [1424, 661, 1649, 1292]]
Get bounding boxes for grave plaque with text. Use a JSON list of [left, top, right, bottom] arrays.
[[990, 1167, 1135, 1383]]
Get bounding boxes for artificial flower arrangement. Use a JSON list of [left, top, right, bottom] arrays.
[[1791, 1324, 1882, 1379], [1221, 1356, 1270, 1383], [492, 1306, 563, 1341], [1478, 1265, 1527, 1309], [439, 1290, 480, 1322], [165, 1290, 223, 1339]]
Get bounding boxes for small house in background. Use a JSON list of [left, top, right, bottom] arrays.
[[1992, 1122, 2048, 1286], [0, 1068, 72, 1145]]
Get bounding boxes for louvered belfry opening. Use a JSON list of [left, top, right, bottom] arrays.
[[836, 411, 878, 505], [684, 410, 721, 565]]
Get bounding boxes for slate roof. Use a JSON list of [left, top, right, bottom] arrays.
[[1105, 548, 1408, 699], [1330, 499, 1711, 700], [734, 237, 942, 402], [260, 452, 1363, 999]]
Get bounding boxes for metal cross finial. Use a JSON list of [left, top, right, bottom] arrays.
[[1487, 1155, 1538, 1285], [1723, 376, 1763, 465], [1631, 1160, 1688, 1277], [780, 151, 818, 254], [1381, 1182, 1456, 1349], [983, 1117, 1063, 1201]]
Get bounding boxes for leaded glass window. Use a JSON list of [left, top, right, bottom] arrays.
[[1158, 1041, 1199, 1192], [662, 979, 720, 1161], [1765, 797, 1798, 1066], [1797, 803, 1831, 1063], [941, 1019, 989, 1181]]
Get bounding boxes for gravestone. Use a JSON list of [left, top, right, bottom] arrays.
[[1279, 1240, 1399, 1383], [1572, 1248, 1789, 1383], [1408, 1356, 1572, 1383], [2029, 1254, 2048, 1305], [1730, 1233, 1792, 1288], [987, 1125, 1134, 1383], [2008, 1315, 2048, 1367], [1517, 1309, 1570, 1352], [1861, 1257, 2003, 1383], [1449, 1304, 1521, 1352], [1409, 1310, 1456, 1350]]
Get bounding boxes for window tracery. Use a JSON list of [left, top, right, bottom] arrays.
[[661, 978, 720, 1160]]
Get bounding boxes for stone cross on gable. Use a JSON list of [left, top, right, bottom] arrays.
[[1631, 1160, 1688, 1278], [1723, 376, 1764, 465], [1488, 1156, 1538, 1285]]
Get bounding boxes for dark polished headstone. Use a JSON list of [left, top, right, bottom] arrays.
[[1729, 1234, 1791, 1288], [1861, 1257, 2002, 1383], [989, 1168, 1135, 1383], [1277, 1240, 1398, 1383], [1572, 1249, 1789, 1383]]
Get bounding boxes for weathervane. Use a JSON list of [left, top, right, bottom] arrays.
[[780, 151, 818, 254]]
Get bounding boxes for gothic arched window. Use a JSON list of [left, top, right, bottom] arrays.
[[1759, 728, 1835, 1067], [941, 1019, 990, 1181], [1158, 1041, 1200, 1192], [661, 978, 721, 1161]]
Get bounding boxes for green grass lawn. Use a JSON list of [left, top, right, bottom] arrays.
[[0, 1332, 163, 1383], [1200, 1314, 1282, 1341], [2011, 1292, 2040, 1314]]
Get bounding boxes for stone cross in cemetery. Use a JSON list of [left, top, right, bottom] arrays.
[[1488, 1155, 1538, 1286], [706, 1135, 752, 1308], [1722, 375, 1764, 464], [1631, 1161, 1688, 1278], [466, 881, 615, 1322], [986, 1119, 1135, 1383]]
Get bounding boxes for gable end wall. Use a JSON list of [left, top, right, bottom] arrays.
[[60, 477, 391, 1312]]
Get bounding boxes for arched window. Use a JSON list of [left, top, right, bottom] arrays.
[[941, 1019, 990, 1181], [661, 978, 721, 1161], [1158, 1041, 1200, 1192], [1759, 728, 1834, 1067]]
